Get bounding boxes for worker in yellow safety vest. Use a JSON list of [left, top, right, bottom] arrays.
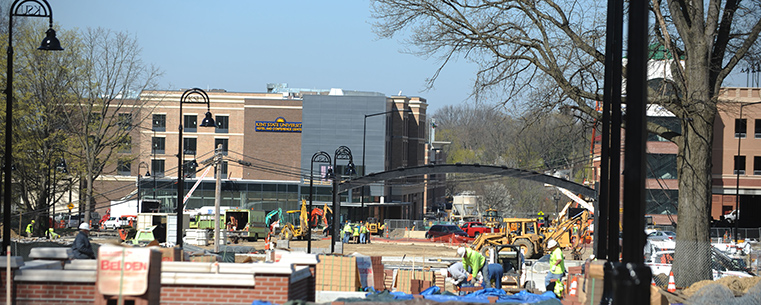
[[25, 220, 35, 238], [352, 222, 360, 243], [360, 222, 369, 244]]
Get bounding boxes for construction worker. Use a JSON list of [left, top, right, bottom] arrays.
[[544, 239, 566, 290], [457, 246, 486, 285], [447, 261, 468, 289], [342, 222, 353, 243], [47, 228, 60, 239], [359, 222, 369, 244], [71, 223, 95, 259], [25, 220, 35, 238], [352, 222, 360, 243], [485, 263, 504, 289], [378, 222, 386, 237]]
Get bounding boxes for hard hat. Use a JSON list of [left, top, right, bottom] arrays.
[[547, 239, 558, 249], [31, 220, 35, 223], [590, 254, 595, 260], [78, 223, 91, 231], [457, 247, 466, 257]]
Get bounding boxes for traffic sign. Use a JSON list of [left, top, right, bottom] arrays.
[[67, 203, 74, 210]]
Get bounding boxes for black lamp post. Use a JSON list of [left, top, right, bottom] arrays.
[[331, 146, 354, 253], [138, 162, 149, 212], [3, 0, 63, 254], [308, 151, 331, 253], [176, 88, 215, 247], [734, 101, 761, 243], [361, 109, 411, 222]]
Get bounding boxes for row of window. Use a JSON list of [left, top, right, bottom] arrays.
[[117, 159, 229, 178], [152, 114, 229, 132], [151, 137, 228, 156], [732, 155, 761, 175]]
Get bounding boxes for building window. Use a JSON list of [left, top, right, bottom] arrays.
[[734, 155, 746, 175], [183, 160, 198, 178], [216, 115, 229, 133], [118, 113, 132, 130], [184, 115, 197, 132], [735, 118, 747, 138], [647, 116, 680, 142], [118, 135, 131, 153], [215, 138, 228, 155], [151, 159, 165, 177], [646, 154, 677, 179], [755, 156, 761, 175], [117, 160, 131, 176], [755, 119, 761, 139], [153, 114, 166, 132], [152, 137, 165, 154], [184, 138, 197, 155]]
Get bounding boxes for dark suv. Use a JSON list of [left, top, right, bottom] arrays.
[[425, 224, 469, 238]]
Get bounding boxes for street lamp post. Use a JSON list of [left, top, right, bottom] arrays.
[[332, 146, 354, 253], [361, 109, 411, 221], [176, 88, 215, 247], [734, 101, 761, 243], [138, 162, 149, 213], [308, 151, 331, 253], [3, 0, 63, 254]]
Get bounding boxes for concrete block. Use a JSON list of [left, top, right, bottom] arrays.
[[0, 256, 24, 268], [29, 247, 72, 259]]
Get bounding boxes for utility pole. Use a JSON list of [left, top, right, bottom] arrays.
[[213, 144, 223, 253]]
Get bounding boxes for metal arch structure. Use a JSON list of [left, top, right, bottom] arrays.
[[338, 163, 597, 200]]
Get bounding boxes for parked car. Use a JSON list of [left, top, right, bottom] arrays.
[[647, 231, 676, 241], [425, 224, 468, 238], [460, 221, 494, 238], [103, 217, 120, 230]]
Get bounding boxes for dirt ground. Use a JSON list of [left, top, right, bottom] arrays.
[[199, 236, 463, 258]]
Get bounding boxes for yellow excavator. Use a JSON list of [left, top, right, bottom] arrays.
[[279, 199, 310, 240]]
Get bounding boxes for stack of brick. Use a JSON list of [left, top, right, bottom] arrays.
[[384, 269, 395, 290], [395, 269, 435, 294], [316, 255, 359, 291]]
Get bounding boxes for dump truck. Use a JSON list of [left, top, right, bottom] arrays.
[[224, 209, 268, 242]]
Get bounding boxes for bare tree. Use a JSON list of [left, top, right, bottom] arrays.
[[372, 0, 761, 286], [62, 27, 161, 225]]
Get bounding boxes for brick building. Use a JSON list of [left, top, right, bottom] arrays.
[[85, 85, 443, 227]]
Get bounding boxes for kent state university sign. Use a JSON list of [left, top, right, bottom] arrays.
[[255, 117, 302, 133]]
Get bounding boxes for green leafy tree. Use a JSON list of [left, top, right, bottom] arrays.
[[372, 0, 761, 286]]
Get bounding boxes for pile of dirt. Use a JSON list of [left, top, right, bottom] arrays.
[[0, 225, 22, 238], [683, 276, 761, 298]]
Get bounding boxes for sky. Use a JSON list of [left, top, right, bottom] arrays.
[[52, 0, 478, 114]]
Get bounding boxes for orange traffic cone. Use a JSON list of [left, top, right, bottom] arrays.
[[569, 276, 578, 297], [667, 271, 676, 292], [651, 276, 656, 286]]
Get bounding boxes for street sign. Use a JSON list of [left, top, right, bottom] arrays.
[[67, 203, 74, 210]]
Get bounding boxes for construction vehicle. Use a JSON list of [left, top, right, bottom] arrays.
[[309, 203, 332, 228], [471, 207, 591, 259], [278, 199, 309, 240], [265, 208, 283, 235], [224, 209, 268, 242], [366, 217, 380, 234], [482, 208, 501, 228], [481, 244, 535, 292]]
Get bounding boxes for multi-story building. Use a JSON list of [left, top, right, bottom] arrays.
[[91, 85, 442, 224], [712, 87, 761, 227]]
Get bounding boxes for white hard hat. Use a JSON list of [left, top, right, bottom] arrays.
[[547, 239, 558, 249], [78, 223, 91, 231], [457, 247, 466, 257]]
